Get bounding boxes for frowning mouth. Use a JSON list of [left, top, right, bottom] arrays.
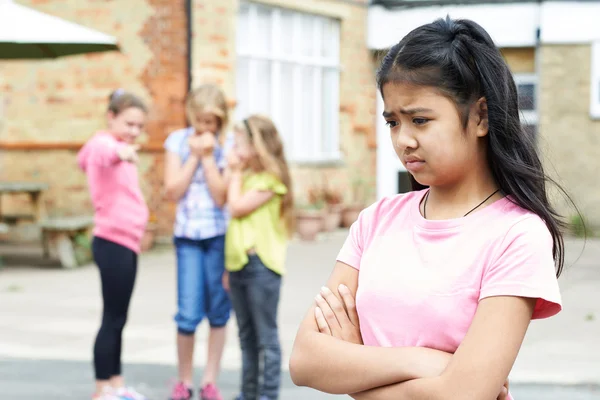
[[404, 156, 425, 172]]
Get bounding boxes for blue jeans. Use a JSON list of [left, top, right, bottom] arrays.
[[229, 255, 282, 400], [174, 236, 231, 334]]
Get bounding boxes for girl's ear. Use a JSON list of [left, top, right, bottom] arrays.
[[474, 97, 489, 137]]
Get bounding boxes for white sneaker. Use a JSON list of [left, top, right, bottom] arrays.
[[116, 387, 148, 400], [93, 387, 120, 400]]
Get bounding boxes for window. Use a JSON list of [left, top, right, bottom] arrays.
[[514, 74, 538, 137], [236, 2, 341, 162], [591, 41, 600, 119]]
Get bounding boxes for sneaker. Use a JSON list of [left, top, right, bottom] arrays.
[[116, 387, 148, 400], [93, 394, 120, 400], [199, 383, 223, 400], [93, 387, 120, 400], [169, 382, 193, 400]]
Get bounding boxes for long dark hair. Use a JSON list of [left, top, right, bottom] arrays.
[[377, 16, 574, 276]]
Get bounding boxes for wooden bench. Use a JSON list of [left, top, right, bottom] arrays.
[[40, 216, 94, 269]]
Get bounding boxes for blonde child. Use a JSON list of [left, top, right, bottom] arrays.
[[78, 89, 149, 400], [223, 115, 293, 400], [163, 84, 233, 400]]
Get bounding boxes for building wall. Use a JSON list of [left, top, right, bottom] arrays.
[[0, 0, 188, 237], [0, 0, 376, 240], [192, 0, 377, 207], [502, 47, 535, 74], [538, 44, 600, 228]]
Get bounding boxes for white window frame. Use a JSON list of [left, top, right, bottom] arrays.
[[514, 73, 538, 128], [236, 2, 341, 163], [591, 41, 600, 119]]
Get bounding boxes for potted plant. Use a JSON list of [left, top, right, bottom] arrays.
[[342, 177, 370, 228], [323, 185, 344, 232], [295, 187, 325, 241], [141, 212, 158, 252]]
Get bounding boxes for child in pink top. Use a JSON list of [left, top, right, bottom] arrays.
[[290, 17, 568, 400], [78, 89, 149, 400]]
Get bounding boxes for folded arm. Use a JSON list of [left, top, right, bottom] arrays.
[[349, 295, 535, 400], [227, 170, 274, 218], [289, 262, 454, 395]]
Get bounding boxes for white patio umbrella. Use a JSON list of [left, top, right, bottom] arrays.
[[0, 0, 119, 59]]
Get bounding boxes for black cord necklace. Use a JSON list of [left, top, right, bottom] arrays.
[[423, 189, 500, 219]]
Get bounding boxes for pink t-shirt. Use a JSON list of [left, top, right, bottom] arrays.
[[77, 132, 149, 254], [337, 190, 561, 398]]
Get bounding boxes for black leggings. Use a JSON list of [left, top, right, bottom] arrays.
[[92, 236, 137, 380]]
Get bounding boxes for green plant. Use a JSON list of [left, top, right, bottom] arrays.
[[585, 312, 595, 322], [297, 186, 326, 211], [4, 284, 23, 293], [73, 232, 91, 249], [323, 186, 343, 206], [570, 214, 591, 238], [350, 175, 375, 206], [73, 232, 92, 265]]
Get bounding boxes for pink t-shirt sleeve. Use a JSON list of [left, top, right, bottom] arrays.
[[87, 136, 122, 167], [336, 206, 373, 270], [480, 216, 562, 319]]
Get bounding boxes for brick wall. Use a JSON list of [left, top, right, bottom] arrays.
[[539, 45, 600, 228], [1, 0, 376, 242], [192, 0, 377, 207], [0, 0, 188, 237]]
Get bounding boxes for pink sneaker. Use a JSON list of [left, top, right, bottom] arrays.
[[169, 381, 193, 400], [199, 383, 223, 400]]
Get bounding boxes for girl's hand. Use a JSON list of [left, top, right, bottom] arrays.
[[498, 379, 510, 400], [222, 271, 230, 292], [189, 132, 215, 157], [227, 150, 242, 171], [198, 132, 216, 156], [117, 144, 140, 163], [314, 285, 363, 345]]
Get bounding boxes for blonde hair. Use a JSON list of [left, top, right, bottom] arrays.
[[185, 84, 229, 138], [236, 115, 295, 236]]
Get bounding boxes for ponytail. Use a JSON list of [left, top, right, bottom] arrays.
[[377, 16, 578, 276]]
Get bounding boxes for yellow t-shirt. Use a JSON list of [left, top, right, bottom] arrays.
[[225, 172, 288, 275]]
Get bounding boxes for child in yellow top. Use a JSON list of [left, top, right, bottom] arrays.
[[223, 115, 294, 400]]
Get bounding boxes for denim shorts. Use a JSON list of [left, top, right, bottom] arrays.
[[174, 236, 231, 334]]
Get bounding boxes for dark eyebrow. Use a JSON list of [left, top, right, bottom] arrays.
[[382, 107, 434, 118]]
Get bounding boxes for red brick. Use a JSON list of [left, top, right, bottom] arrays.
[[47, 96, 66, 104], [200, 62, 230, 71], [209, 34, 227, 43]]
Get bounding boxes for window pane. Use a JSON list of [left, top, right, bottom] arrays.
[[253, 59, 272, 115], [517, 83, 535, 111], [300, 14, 315, 58], [236, 58, 250, 121], [322, 18, 339, 60], [322, 67, 338, 157], [280, 10, 295, 57], [237, 3, 250, 51], [236, 4, 341, 161], [300, 65, 316, 159], [254, 5, 272, 56], [278, 62, 295, 157]]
